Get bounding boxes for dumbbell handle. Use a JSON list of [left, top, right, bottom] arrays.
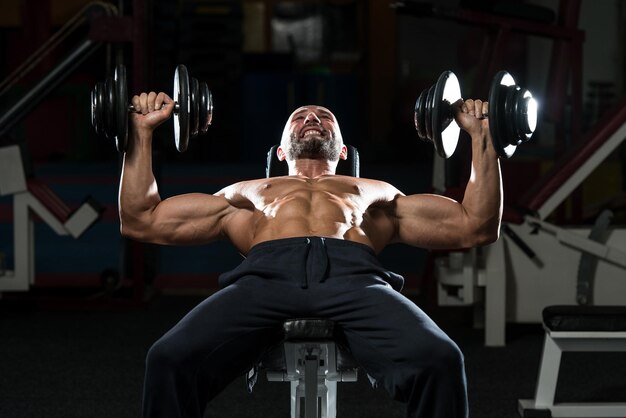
[[128, 103, 181, 113], [445, 108, 490, 119], [444, 99, 489, 118]]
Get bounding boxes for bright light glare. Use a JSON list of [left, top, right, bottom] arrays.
[[443, 72, 461, 102], [501, 72, 515, 86], [526, 96, 538, 132]]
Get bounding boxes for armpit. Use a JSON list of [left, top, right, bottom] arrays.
[[363, 201, 399, 244]]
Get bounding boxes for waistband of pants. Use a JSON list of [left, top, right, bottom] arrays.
[[246, 236, 377, 257]]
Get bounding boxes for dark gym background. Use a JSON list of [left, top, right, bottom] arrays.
[[1, 1, 625, 417]]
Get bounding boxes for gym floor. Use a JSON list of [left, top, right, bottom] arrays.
[[1, 294, 624, 418]]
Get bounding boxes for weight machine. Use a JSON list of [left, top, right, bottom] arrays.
[[0, 144, 102, 291]]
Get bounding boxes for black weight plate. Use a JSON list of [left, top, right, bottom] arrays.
[[189, 77, 200, 137], [174, 65, 190, 152], [488, 71, 517, 159], [515, 88, 537, 142], [104, 76, 115, 140], [414, 89, 428, 140], [113, 64, 128, 152], [90, 85, 97, 131], [198, 82, 207, 134], [424, 85, 435, 142], [504, 85, 522, 147], [199, 82, 212, 134], [432, 70, 461, 159], [91, 83, 102, 134], [94, 82, 105, 135]]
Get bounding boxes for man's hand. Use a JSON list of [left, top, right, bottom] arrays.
[[454, 98, 489, 138], [130, 92, 175, 136]]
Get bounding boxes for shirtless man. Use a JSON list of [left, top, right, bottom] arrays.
[[120, 91, 501, 418]]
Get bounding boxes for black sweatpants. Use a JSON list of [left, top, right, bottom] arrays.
[[141, 237, 468, 418]]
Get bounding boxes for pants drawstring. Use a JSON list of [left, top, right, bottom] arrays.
[[318, 237, 330, 283], [301, 238, 311, 289], [303, 237, 330, 288]]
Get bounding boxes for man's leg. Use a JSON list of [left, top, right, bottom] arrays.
[[318, 279, 468, 418], [141, 277, 291, 418]]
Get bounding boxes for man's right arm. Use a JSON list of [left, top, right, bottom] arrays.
[[385, 99, 502, 250], [118, 91, 242, 246]]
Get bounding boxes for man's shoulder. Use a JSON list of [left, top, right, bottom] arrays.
[[226, 177, 273, 189], [216, 177, 264, 197], [353, 177, 401, 193], [329, 176, 404, 204], [230, 175, 398, 193]]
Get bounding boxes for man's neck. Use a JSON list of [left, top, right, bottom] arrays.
[[288, 159, 336, 178]]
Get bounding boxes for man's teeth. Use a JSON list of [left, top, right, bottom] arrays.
[[303, 130, 321, 137]]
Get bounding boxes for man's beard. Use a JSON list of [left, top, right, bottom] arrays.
[[285, 131, 341, 161]]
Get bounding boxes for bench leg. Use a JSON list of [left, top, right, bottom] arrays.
[[323, 380, 337, 418], [305, 355, 318, 418], [291, 381, 298, 418], [535, 334, 562, 408], [285, 341, 341, 418]]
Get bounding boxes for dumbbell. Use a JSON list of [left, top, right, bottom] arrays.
[[414, 70, 537, 159], [91, 64, 213, 152]]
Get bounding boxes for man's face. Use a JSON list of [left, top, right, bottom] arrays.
[[279, 106, 345, 162]]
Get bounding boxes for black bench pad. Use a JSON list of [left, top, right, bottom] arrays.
[[543, 305, 626, 332], [260, 319, 359, 371], [283, 319, 335, 340]]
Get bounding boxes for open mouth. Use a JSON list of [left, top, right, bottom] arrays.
[[300, 128, 325, 138]]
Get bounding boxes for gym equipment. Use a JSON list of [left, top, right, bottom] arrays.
[[90, 64, 213, 152], [518, 305, 626, 417], [0, 144, 103, 292], [256, 319, 359, 418], [414, 70, 537, 159]]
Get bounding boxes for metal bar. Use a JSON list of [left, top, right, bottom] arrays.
[[535, 334, 561, 407], [0, 16, 86, 97], [305, 355, 318, 418], [393, 3, 585, 42], [0, 2, 116, 98], [0, 39, 102, 137], [541, 403, 626, 417], [528, 217, 626, 268]]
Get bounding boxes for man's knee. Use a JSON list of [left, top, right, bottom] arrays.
[[383, 335, 465, 404], [146, 335, 192, 373], [397, 334, 465, 381], [427, 336, 465, 376]]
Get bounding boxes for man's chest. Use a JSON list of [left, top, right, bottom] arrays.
[[243, 176, 365, 206]]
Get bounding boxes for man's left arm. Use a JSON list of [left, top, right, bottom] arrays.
[[390, 99, 503, 250]]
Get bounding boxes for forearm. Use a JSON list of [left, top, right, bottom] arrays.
[[460, 130, 503, 243], [118, 129, 161, 234]]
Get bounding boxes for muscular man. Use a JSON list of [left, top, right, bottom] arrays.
[[120, 91, 501, 418]]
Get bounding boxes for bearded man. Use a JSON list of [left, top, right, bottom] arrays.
[[120, 91, 501, 418]]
